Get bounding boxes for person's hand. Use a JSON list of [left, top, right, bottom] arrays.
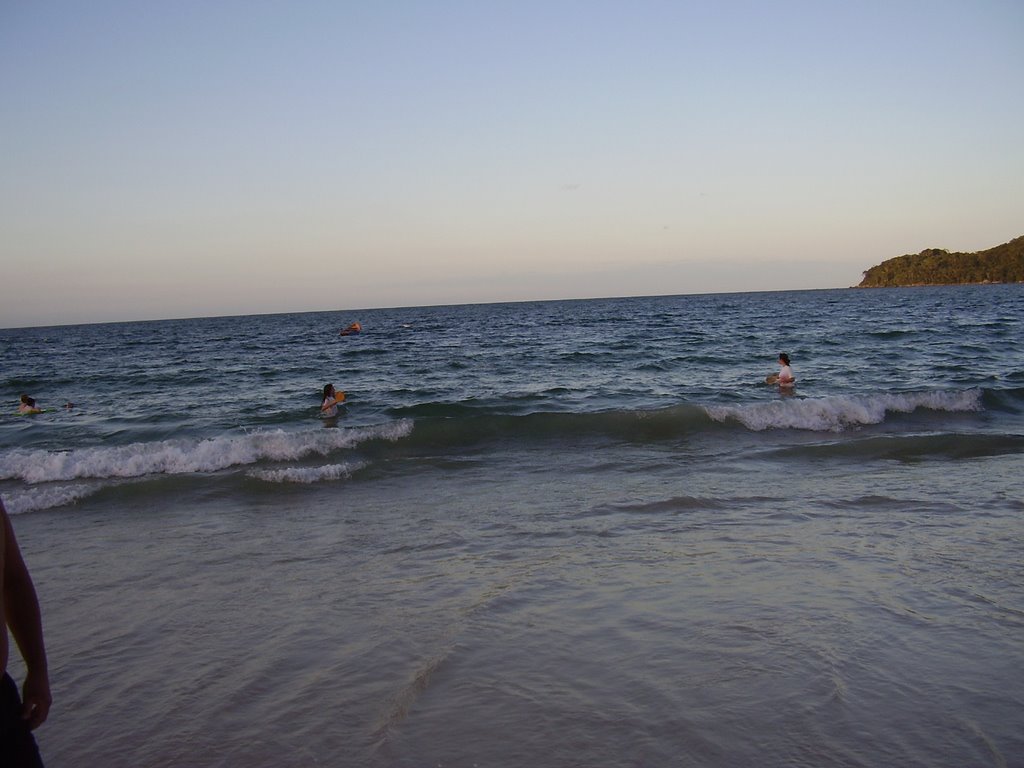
[[21, 670, 52, 730]]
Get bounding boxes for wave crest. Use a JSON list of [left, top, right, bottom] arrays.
[[705, 390, 983, 432], [0, 421, 412, 484], [249, 461, 367, 484]]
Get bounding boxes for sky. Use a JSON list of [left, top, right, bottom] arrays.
[[2, 0, 1022, 327]]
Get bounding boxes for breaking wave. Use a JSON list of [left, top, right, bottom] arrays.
[[0, 421, 412, 485], [1, 388, 1013, 514], [704, 389, 985, 432], [248, 461, 368, 484]]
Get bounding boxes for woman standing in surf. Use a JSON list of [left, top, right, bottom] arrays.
[[766, 353, 796, 388]]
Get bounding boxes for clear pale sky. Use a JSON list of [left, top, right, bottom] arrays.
[[2, 1, 1022, 327]]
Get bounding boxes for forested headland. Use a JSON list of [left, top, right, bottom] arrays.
[[858, 236, 1024, 287]]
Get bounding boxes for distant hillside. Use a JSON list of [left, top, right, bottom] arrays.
[[858, 236, 1024, 287]]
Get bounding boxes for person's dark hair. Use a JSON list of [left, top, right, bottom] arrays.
[[778, 353, 791, 366], [20, 394, 35, 406], [322, 384, 334, 400]]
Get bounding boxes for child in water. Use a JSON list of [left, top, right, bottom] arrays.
[[320, 384, 346, 418], [18, 395, 42, 415]]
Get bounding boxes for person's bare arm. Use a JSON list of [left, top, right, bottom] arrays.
[[1, 502, 51, 729]]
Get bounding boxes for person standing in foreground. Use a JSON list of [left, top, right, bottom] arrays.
[[1, 498, 50, 768]]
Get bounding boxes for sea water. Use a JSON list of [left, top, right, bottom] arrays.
[[1, 285, 1022, 767]]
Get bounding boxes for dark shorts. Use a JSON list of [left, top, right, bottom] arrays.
[[1, 673, 45, 768]]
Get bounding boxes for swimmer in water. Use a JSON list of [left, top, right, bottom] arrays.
[[765, 353, 796, 388], [775, 353, 795, 388], [320, 384, 346, 418], [18, 396, 42, 415]]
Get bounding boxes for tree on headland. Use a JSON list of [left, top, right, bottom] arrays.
[[858, 236, 1024, 287]]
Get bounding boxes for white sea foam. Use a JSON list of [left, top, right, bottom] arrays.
[[249, 461, 368, 484], [0, 421, 413, 484], [705, 390, 983, 432], [1, 483, 103, 515]]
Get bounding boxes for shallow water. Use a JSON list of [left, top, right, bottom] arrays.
[[3, 285, 1023, 767]]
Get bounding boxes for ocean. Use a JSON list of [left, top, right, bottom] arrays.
[[2, 285, 1023, 768]]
